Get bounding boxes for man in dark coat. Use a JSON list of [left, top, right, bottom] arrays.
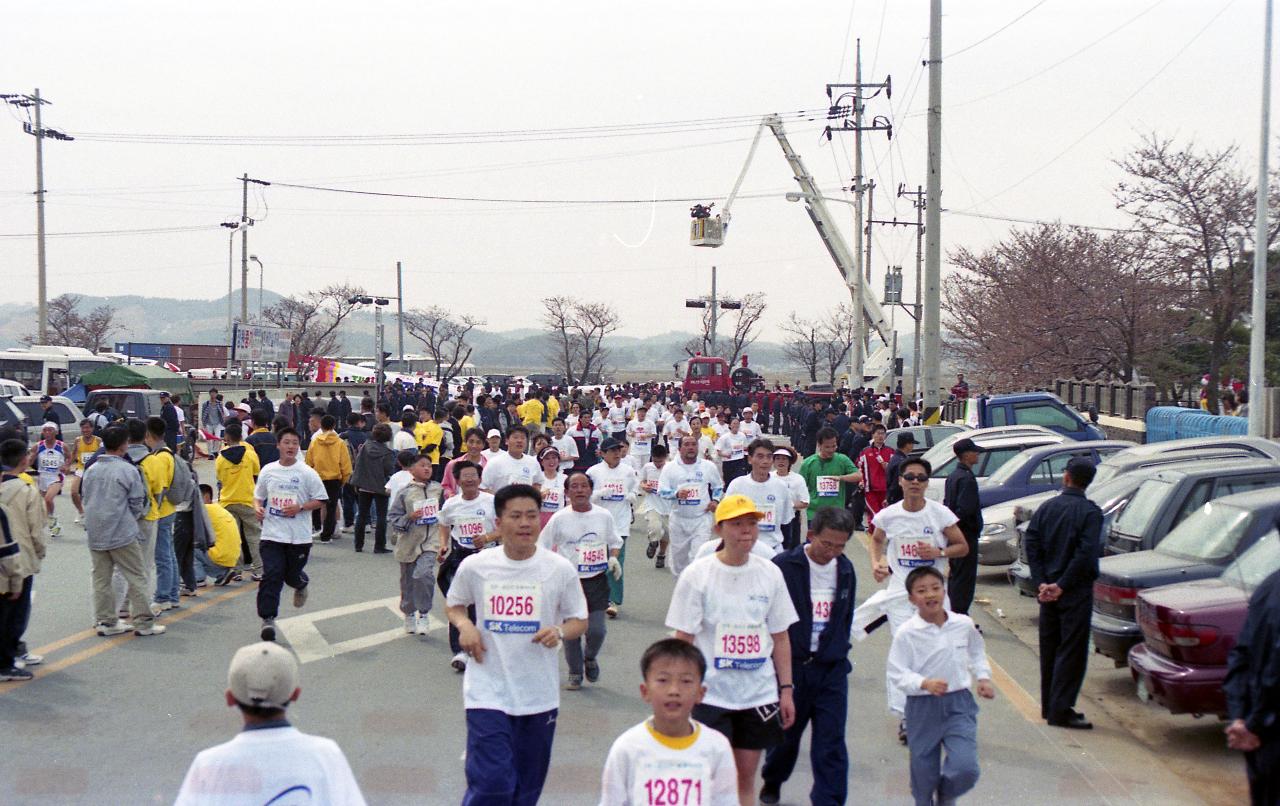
[[1224, 567, 1280, 805], [943, 437, 983, 615]]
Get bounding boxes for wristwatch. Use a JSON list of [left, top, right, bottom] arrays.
[[554, 625, 564, 641]]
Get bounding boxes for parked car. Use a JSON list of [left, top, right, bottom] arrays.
[[978, 440, 1135, 509], [84, 388, 167, 421], [919, 424, 1056, 472], [1006, 453, 1276, 588], [10, 394, 82, 444], [885, 424, 968, 458], [925, 431, 1065, 501], [0, 396, 29, 436], [959, 392, 1107, 441], [0, 378, 31, 397], [1091, 436, 1280, 487], [1103, 459, 1280, 556], [1092, 487, 1280, 665], [1128, 527, 1280, 717]]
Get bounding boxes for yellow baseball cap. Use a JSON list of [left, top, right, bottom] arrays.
[[715, 494, 764, 524]]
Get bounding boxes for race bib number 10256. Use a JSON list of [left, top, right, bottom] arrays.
[[481, 581, 541, 634]]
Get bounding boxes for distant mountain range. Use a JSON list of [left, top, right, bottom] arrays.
[[0, 292, 806, 375]]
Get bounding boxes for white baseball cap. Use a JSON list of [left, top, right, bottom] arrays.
[[486, 428, 502, 439], [228, 641, 299, 709]]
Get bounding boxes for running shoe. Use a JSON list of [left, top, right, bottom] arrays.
[[96, 620, 133, 636], [451, 652, 467, 672], [0, 667, 34, 682], [645, 540, 658, 559], [404, 615, 415, 634], [18, 653, 43, 667], [293, 585, 308, 608], [134, 624, 167, 637], [606, 605, 618, 619], [655, 555, 666, 569], [584, 659, 600, 683], [260, 619, 277, 642], [566, 675, 583, 691]]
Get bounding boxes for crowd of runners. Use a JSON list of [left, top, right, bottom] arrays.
[[3, 379, 1009, 805]]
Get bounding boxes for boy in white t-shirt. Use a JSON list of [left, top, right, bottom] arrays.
[[446, 484, 589, 805], [869, 456, 969, 741], [665, 494, 798, 805], [599, 639, 738, 806], [638, 444, 672, 569], [174, 641, 366, 805]]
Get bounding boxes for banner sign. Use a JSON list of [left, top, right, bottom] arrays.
[[231, 324, 292, 363]]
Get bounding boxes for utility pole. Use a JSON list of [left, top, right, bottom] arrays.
[[923, 0, 944, 416], [3, 89, 72, 344], [864, 180, 876, 375], [870, 186, 925, 401], [396, 261, 405, 362], [685, 265, 741, 358], [241, 174, 250, 325], [825, 43, 892, 389], [1249, 0, 1273, 437]]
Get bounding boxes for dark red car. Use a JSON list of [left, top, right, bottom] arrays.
[[1128, 529, 1280, 716]]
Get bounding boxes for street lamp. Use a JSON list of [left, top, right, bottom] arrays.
[[249, 255, 264, 322], [348, 294, 396, 390]]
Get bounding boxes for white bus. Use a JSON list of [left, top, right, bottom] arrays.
[[0, 346, 118, 396]]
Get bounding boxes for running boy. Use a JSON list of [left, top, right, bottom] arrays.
[[886, 566, 995, 806], [387, 452, 442, 636], [599, 638, 738, 806]]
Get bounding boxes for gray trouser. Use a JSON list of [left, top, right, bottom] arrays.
[[563, 610, 607, 676], [903, 689, 980, 806], [93, 542, 154, 628], [114, 519, 156, 612], [225, 503, 263, 575], [399, 554, 437, 616]]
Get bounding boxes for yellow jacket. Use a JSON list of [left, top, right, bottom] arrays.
[[139, 448, 176, 521], [546, 396, 560, 422], [305, 430, 352, 482], [415, 420, 443, 464], [215, 443, 260, 507], [205, 502, 242, 567], [520, 399, 545, 426]]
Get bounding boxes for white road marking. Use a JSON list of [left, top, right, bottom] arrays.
[[276, 596, 445, 663]]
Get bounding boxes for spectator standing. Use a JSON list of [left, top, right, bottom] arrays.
[[0, 439, 49, 680], [943, 438, 983, 615], [1224, 567, 1280, 804], [350, 423, 397, 554], [303, 415, 351, 544]]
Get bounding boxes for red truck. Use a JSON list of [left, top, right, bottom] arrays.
[[682, 354, 835, 409]]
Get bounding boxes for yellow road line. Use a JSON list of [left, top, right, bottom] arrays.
[[30, 627, 96, 656], [1, 584, 254, 696], [987, 655, 1043, 722]]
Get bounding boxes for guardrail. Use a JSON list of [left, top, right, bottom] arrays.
[[1054, 379, 1161, 419]]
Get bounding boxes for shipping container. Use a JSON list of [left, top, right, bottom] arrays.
[[115, 342, 171, 360]]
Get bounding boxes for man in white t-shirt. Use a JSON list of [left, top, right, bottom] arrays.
[[539, 471, 622, 689], [548, 416, 579, 472], [482, 429, 504, 464], [665, 494, 798, 806], [625, 405, 656, 471], [606, 394, 629, 440], [175, 641, 366, 805], [480, 425, 540, 492], [663, 407, 693, 448], [638, 444, 672, 569], [658, 433, 723, 576], [437, 460, 499, 673], [587, 437, 640, 617], [725, 438, 793, 554], [252, 428, 328, 643], [446, 483, 588, 805], [869, 455, 969, 737], [739, 407, 762, 441]]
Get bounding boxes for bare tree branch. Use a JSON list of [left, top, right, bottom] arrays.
[[262, 283, 364, 358], [541, 296, 620, 384], [403, 306, 483, 383]]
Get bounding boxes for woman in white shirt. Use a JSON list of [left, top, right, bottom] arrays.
[[716, 416, 749, 486], [534, 446, 566, 527]]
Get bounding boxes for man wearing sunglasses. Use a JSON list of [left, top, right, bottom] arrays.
[[869, 456, 969, 742]]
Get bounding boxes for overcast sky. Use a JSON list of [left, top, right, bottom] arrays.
[[1, 0, 1274, 347]]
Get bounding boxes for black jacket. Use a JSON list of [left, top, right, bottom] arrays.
[[772, 546, 857, 667], [885, 449, 909, 505], [943, 462, 982, 538], [1224, 569, 1280, 738], [245, 429, 279, 466], [350, 439, 397, 493], [1024, 487, 1103, 595]]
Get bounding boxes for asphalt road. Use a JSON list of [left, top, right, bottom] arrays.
[[0, 462, 1245, 805]]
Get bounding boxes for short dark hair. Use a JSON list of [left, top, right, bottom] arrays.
[[198, 483, 214, 497], [397, 449, 421, 468], [276, 427, 300, 442], [746, 437, 775, 457], [371, 423, 393, 443], [126, 418, 147, 443], [815, 427, 839, 445], [401, 413, 417, 429], [251, 409, 269, 428], [640, 638, 707, 681], [234, 702, 288, 719], [102, 426, 128, 451], [224, 419, 243, 441], [145, 416, 166, 438], [651, 443, 669, 459], [871, 424, 887, 434], [900, 457, 932, 477], [905, 565, 946, 592], [0, 438, 28, 469], [565, 470, 593, 489], [810, 506, 856, 536], [346, 413, 363, 428], [464, 427, 486, 443], [451, 460, 482, 481], [494, 483, 542, 515], [507, 424, 529, 439], [1065, 457, 1097, 489], [320, 414, 336, 431]]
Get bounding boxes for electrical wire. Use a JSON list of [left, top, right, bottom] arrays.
[[957, 0, 1237, 213], [67, 109, 827, 147], [259, 180, 816, 206], [0, 224, 222, 239], [944, 0, 1053, 59], [943, 208, 1146, 233]]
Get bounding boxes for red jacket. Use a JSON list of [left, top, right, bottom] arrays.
[[858, 445, 895, 492]]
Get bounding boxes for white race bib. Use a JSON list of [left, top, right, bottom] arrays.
[[676, 482, 703, 507], [481, 580, 541, 635], [758, 503, 777, 532], [541, 488, 562, 512], [602, 481, 626, 502], [453, 516, 485, 549], [413, 499, 439, 526], [896, 539, 935, 569], [634, 757, 710, 806], [816, 476, 840, 498], [267, 486, 300, 518], [713, 622, 768, 670], [811, 588, 835, 639], [574, 540, 608, 575]]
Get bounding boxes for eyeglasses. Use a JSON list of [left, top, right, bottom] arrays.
[[900, 473, 929, 482]]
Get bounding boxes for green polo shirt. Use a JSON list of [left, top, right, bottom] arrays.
[[798, 452, 858, 511]]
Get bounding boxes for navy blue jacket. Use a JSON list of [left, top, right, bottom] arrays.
[[773, 546, 857, 668]]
